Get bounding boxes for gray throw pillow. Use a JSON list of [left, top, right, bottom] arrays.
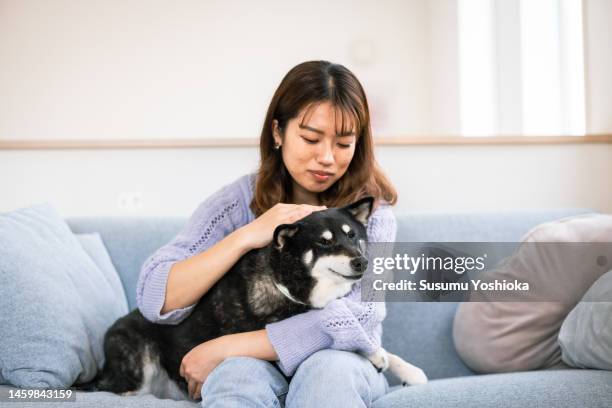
[[559, 269, 612, 370], [0, 204, 128, 388], [75, 233, 128, 312]]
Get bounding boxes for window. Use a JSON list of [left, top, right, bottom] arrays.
[[457, 0, 585, 136]]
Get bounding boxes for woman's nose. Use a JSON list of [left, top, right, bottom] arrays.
[[316, 143, 334, 165]]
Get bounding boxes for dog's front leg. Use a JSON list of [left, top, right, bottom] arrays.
[[361, 348, 428, 386], [361, 348, 389, 373]]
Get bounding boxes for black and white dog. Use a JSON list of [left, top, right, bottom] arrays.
[[92, 197, 426, 400]]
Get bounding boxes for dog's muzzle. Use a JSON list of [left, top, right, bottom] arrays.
[[350, 256, 368, 273], [341, 257, 368, 279]]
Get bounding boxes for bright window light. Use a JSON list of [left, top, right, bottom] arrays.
[[458, 0, 498, 136], [457, 0, 586, 136]]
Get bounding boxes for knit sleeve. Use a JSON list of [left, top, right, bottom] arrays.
[[265, 205, 397, 376], [136, 177, 249, 325]]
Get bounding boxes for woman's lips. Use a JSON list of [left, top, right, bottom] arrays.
[[309, 170, 333, 182]]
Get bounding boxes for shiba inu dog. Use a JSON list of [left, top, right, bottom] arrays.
[[91, 197, 426, 400]]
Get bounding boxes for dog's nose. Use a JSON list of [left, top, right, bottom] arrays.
[[350, 257, 368, 273]]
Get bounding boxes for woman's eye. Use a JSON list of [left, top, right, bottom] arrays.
[[337, 143, 352, 149], [301, 137, 318, 144]]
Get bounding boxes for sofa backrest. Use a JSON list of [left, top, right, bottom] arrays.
[[67, 217, 186, 312], [67, 208, 591, 383]]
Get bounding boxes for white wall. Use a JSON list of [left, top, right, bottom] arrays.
[[0, 0, 431, 139], [2, 144, 611, 217], [1, 0, 609, 139]]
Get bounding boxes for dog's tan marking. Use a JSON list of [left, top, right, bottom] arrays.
[[303, 250, 313, 265]]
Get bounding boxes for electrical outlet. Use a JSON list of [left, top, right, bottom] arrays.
[[117, 192, 143, 211]]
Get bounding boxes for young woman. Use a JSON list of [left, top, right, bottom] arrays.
[[136, 60, 398, 407]]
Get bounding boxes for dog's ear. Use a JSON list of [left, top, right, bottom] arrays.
[[342, 196, 375, 226], [273, 223, 301, 249]]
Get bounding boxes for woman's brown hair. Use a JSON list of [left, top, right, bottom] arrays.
[[251, 60, 397, 217]]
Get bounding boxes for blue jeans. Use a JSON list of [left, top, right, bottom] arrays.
[[200, 349, 389, 407]]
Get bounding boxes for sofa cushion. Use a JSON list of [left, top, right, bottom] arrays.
[[373, 369, 612, 408], [0, 204, 127, 388], [453, 213, 612, 373], [559, 269, 612, 370], [67, 217, 185, 310], [75, 233, 128, 312]]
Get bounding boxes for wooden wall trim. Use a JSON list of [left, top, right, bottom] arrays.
[[0, 135, 611, 150]]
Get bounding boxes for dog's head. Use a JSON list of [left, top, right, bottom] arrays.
[[270, 196, 374, 308]]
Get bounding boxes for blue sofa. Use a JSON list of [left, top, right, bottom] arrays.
[[3, 209, 610, 407]]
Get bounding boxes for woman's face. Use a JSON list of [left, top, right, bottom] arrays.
[[273, 101, 357, 205]]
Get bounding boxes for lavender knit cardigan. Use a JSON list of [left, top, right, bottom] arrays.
[[136, 173, 397, 376]]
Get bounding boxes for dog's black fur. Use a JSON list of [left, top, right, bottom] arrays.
[[91, 197, 374, 398]]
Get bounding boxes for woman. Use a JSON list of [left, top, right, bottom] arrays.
[[136, 60, 398, 407]]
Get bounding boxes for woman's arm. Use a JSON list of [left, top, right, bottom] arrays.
[[162, 203, 325, 313], [161, 227, 252, 313], [265, 283, 385, 376], [227, 329, 278, 360], [137, 175, 325, 323], [137, 180, 248, 324]]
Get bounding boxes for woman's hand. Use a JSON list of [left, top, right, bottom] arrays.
[[238, 203, 327, 249], [179, 329, 278, 400], [180, 336, 228, 400]]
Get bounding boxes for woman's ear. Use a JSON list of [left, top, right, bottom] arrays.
[[272, 119, 282, 146]]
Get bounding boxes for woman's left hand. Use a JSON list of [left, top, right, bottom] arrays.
[[180, 336, 228, 400]]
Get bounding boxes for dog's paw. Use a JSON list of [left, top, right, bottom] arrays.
[[365, 349, 390, 373], [387, 353, 428, 386], [399, 366, 428, 386]]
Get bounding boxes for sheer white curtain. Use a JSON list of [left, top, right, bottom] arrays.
[[456, 0, 586, 136]]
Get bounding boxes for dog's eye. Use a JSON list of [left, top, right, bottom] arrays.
[[347, 230, 356, 238], [319, 238, 332, 246]]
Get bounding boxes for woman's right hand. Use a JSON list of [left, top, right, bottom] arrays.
[[238, 203, 327, 249]]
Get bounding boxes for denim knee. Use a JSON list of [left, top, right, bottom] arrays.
[[201, 357, 288, 408], [297, 350, 376, 380], [286, 350, 388, 408]]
